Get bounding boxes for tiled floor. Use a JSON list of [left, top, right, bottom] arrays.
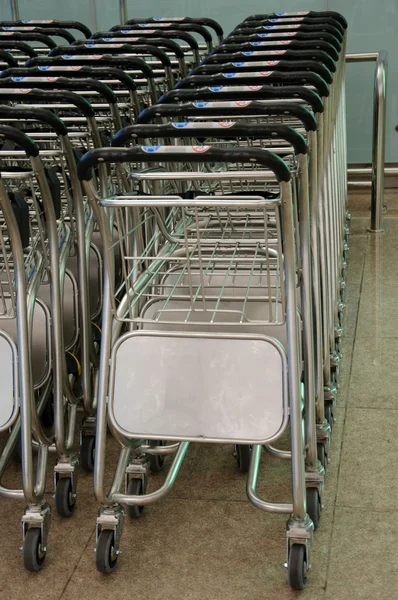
[[0, 191, 397, 599]]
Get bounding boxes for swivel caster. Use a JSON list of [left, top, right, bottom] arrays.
[[126, 477, 146, 519], [306, 487, 321, 530], [235, 444, 251, 473], [23, 528, 46, 572], [96, 530, 118, 574], [55, 477, 76, 518], [288, 544, 307, 590], [80, 435, 95, 473], [150, 440, 165, 473]]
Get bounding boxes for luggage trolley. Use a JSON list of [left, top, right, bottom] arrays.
[[77, 145, 314, 590]]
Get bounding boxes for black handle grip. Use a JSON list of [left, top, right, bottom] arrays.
[[232, 23, 343, 43], [225, 31, 341, 52], [0, 87, 95, 118], [137, 100, 318, 131], [0, 31, 57, 49], [214, 40, 339, 62], [20, 63, 138, 91], [69, 42, 172, 68], [89, 35, 185, 59], [0, 49, 18, 67], [0, 124, 39, 157], [112, 21, 213, 44], [204, 48, 336, 73], [0, 20, 92, 37], [239, 16, 344, 35], [244, 12, 347, 29], [0, 75, 118, 105], [106, 28, 199, 51], [48, 47, 156, 79], [0, 27, 77, 44], [0, 103, 68, 136], [78, 145, 291, 182], [125, 17, 224, 38], [0, 40, 38, 58], [192, 60, 333, 84], [176, 70, 330, 97], [112, 121, 308, 155], [160, 84, 324, 114]]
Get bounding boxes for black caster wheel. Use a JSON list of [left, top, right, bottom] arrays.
[[235, 444, 251, 473], [306, 487, 321, 530], [150, 440, 165, 473], [23, 528, 46, 572], [126, 478, 145, 519], [55, 477, 76, 518], [325, 404, 334, 432], [288, 544, 307, 590], [96, 530, 118, 574], [317, 443, 326, 469], [80, 435, 95, 473]]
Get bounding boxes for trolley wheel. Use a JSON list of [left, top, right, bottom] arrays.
[[235, 444, 251, 473], [150, 440, 165, 473], [126, 478, 145, 519], [96, 530, 118, 574], [55, 477, 76, 518], [288, 544, 307, 591], [23, 527, 46, 572], [80, 435, 95, 473], [306, 487, 320, 530], [325, 404, 334, 432], [317, 443, 326, 469]]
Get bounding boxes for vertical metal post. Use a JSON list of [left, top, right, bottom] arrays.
[[9, 0, 20, 20], [119, 0, 127, 24], [370, 51, 387, 232], [345, 52, 388, 233]]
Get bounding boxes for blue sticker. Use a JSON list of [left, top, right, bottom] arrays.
[[276, 12, 285, 15], [12, 76, 25, 82], [193, 101, 209, 107], [243, 51, 254, 56], [85, 43, 96, 48], [121, 30, 131, 34], [22, 20, 31, 23], [223, 72, 237, 78], [269, 19, 278, 22], [103, 37, 113, 41], [142, 146, 161, 153], [63, 55, 73, 59], [232, 62, 246, 67], [153, 17, 163, 21], [210, 86, 224, 91], [250, 42, 261, 46], [38, 66, 50, 71], [258, 33, 269, 37], [172, 122, 190, 128], [263, 25, 274, 29]]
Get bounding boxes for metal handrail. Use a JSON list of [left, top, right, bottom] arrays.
[[346, 52, 388, 232]]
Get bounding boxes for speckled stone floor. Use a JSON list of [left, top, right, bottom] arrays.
[[0, 191, 396, 600]]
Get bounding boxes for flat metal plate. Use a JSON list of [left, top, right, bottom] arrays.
[[109, 332, 287, 444], [0, 333, 16, 430]]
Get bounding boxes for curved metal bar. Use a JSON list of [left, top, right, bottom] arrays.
[[346, 51, 388, 232], [247, 445, 292, 514]]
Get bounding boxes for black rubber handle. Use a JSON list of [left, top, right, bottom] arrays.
[[0, 75, 118, 104], [244, 12, 347, 29], [111, 22, 213, 44], [203, 48, 336, 73], [137, 100, 318, 131], [0, 26, 77, 44], [47, 47, 156, 79], [214, 40, 339, 62], [0, 103, 68, 136], [78, 145, 291, 182], [68, 42, 172, 68], [0, 31, 57, 49], [0, 124, 39, 157], [232, 23, 343, 43], [192, 60, 333, 84], [88, 35, 185, 59], [239, 16, 344, 35], [225, 31, 341, 52], [0, 40, 38, 58], [0, 49, 18, 67], [176, 70, 330, 98], [0, 20, 92, 37], [160, 84, 324, 114], [112, 122, 308, 155], [20, 63, 138, 91], [124, 17, 224, 39], [0, 87, 95, 118], [105, 28, 199, 51]]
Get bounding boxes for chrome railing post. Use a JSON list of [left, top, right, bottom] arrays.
[[119, 0, 127, 24], [346, 52, 388, 232], [9, 0, 20, 20]]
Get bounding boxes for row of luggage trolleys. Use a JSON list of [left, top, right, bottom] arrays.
[[0, 10, 348, 590]]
